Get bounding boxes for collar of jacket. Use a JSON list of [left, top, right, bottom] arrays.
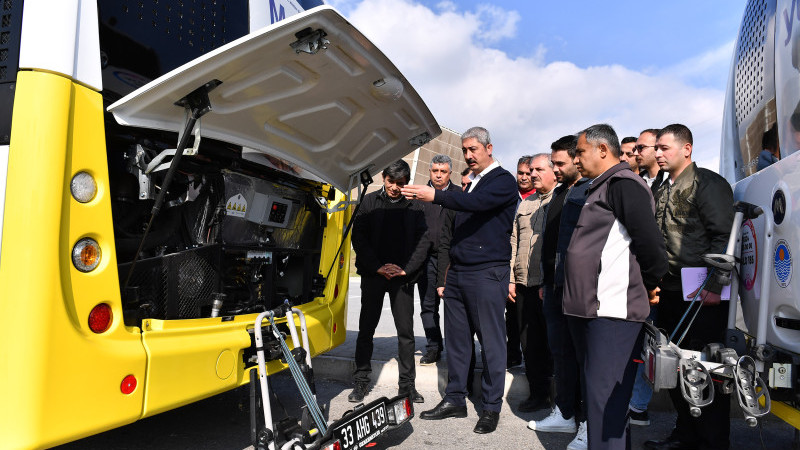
[[530, 187, 554, 202], [670, 161, 697, 188]]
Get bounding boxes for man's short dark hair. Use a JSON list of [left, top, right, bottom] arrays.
[[517, 155, 533, 166], [581, 124, 620, 157], [551, 135, 578, 158], [461, 167, 471, 176], [621, 136, 637, 145], [382, 159, 411, 182], [656, 124, 693, 146], [640, 128, 660, 137]]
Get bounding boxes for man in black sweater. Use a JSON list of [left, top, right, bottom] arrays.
[[349, 160, 430, 405], [402, 126, 518, 434]]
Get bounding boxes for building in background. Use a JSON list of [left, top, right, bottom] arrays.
[[361, 127, 469, 194]]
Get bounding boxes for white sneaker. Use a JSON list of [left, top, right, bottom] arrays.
[[567, 421, 588, 450], [527, 406, 577, 433]]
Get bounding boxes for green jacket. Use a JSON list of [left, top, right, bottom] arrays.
[[654, 162, 734, 292]]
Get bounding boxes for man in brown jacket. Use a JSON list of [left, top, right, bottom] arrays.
[[509, 153, 557, 412]]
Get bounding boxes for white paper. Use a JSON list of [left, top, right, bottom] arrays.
[[680, 267, 731, 301]]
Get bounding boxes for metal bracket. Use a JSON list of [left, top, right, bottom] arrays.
[[290, 28, 329, 55], [145, 118, 203, 174], [409, 131, 433, 147]]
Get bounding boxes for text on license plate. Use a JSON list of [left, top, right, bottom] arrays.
[[335, 402, 389, 450]]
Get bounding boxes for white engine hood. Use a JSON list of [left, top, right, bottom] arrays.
[[107, 6, 440, 192]]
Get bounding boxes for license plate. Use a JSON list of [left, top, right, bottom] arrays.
[[334, 401, 389, 450]]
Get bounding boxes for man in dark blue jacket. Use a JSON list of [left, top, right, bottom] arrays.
[[402, 126, 518, 434]]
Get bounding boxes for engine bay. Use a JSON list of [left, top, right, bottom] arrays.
[[107, 126, 330, 325]]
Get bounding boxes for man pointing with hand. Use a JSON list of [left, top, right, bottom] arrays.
[[402, 126, 518, 434]]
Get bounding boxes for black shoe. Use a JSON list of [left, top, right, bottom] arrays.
[[517, 396, 551, 413], [629, 408, 650, 426], [420, 349, 440, 365], [348, 382, 369, 403], [399, 386, 424, 403], [473, 410, 499, 434], [419, 400, 468, 420], [643, 435, 697, 450]]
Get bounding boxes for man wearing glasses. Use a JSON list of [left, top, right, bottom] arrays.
[[627, 128, 666, 427], [633, 128, 667, 197]]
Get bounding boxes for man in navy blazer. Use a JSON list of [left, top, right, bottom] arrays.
[[402, 126, 518, 434]]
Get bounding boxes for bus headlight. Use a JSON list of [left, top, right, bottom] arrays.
[[72, 238, 101, 272], [70, 171, 97, 203]]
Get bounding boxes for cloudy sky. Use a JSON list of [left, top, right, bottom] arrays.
[[326, 0, 747, 171]]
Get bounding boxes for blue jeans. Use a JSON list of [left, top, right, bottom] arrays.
[[542, 285, 582, 420], [629, 306, 656, 411]]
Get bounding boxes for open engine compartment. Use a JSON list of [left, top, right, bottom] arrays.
[[107, 126, 330, 325]]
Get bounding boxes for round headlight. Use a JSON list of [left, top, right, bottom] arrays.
[[70, 171, 97, 203], [72, 238, 101, 272]]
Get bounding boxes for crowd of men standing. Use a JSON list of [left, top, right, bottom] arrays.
[[348, 123, 734, 450]]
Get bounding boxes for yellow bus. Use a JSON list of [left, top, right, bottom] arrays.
[[0, 1, 439, 448]]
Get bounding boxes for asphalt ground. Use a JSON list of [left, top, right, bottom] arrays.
[[57, 277, 799, 449]]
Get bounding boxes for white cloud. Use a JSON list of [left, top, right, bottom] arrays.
[[469, 4, 521, 44], [327, 0, 728, 172]]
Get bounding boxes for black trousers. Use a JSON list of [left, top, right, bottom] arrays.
[[417, 256, 444, 353], [506, 299, 522, 364], [353, 275, 416, 389], [569, 316, 643, 450], [443, 265, 509, 412], [513, 284, 553, 398], [543, 284, 583, 420], [657, 290, 730, 449]]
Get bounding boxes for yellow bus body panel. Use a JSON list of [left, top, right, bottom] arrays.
[[0, 71, 146, 448], [0, 72, 351, 447]]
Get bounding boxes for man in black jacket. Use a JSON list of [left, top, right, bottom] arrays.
[[349, 160, 430, 405], [418, 154, 461, 366], [402, 126, 518, 434]]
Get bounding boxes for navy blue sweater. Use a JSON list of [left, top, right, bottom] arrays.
[[432, 166, 518, 271]]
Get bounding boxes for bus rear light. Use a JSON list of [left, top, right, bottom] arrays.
[[334, 283, 339, 299], [72, 238, 101, 272], [320, 440, 341, 450], [70, 171, 97, 203], [120, 375, 137, 394], [387, 397, 413, 425], [88, 303, 112, 333]]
